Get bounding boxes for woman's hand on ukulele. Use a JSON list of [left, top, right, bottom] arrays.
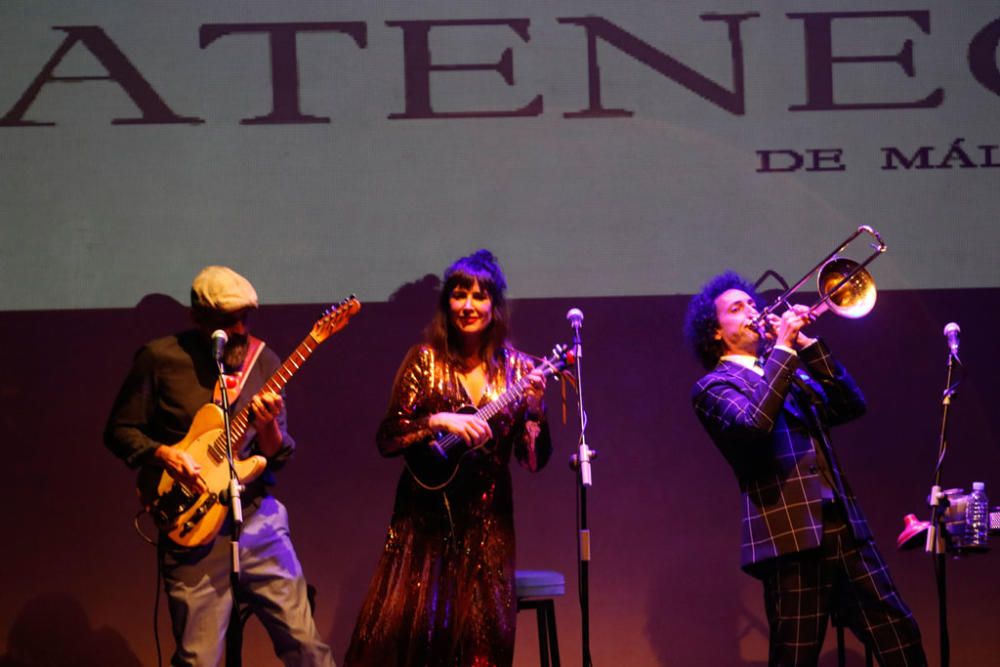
[[429, 412, 493, 447], [522, 367, 547, 417]]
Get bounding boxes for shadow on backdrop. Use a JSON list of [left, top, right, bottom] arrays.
[[0, 593, 141, 667]]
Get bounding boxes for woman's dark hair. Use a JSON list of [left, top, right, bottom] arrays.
[[426, 249, 510, 371], [683, 270, 758, 370]]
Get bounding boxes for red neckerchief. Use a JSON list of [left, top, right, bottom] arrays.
[[213, 336, 266, 406]]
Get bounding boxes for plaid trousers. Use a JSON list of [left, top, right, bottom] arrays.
[[758, 503, 926, 667]]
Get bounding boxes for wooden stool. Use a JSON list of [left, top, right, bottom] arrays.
[[515, 570, 565, 667]]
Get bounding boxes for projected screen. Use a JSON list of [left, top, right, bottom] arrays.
[[2, 1, 998, 310]]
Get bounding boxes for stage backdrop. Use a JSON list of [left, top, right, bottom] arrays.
[[1, 1, 999, 665]]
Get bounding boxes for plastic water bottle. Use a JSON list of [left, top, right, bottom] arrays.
[[965, 481, 989, 550]]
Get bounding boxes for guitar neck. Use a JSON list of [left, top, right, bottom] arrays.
[[221, 333, 320, 448], [475, 352, 563, 422], [475, 376, 529, 422], [437, 375, 531, 451]]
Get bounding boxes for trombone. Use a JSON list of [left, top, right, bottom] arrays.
[[752, 225, 887, 331]]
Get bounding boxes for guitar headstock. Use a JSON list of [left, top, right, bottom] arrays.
[[540, 343, 573, 376], [311, 295, 362, 343]]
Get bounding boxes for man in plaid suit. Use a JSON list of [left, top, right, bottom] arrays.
[[685, 271, 926, 667]]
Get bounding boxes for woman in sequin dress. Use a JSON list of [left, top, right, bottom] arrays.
[[343, 249, 552, 667]]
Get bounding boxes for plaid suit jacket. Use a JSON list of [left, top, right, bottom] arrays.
[[692, 341, 871, 573]]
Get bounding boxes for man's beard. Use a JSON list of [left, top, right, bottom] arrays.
[[222, 333, 249, 372]]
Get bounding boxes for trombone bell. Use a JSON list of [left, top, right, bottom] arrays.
[[815, 258, 877, 319], [752, 225, 886, 330]]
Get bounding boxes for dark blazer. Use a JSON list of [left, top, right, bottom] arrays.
[[692, 341, 870, 572]]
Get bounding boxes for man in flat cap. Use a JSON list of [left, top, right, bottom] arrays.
[[105, 266, 335, 666]]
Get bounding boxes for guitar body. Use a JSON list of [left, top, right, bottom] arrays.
[[403, 406, 489, 491], [137, 403, 268, 547]]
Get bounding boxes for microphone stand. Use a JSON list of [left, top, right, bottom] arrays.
[[567, 316, 595, 667], [924, 348, 961, 667], [216, 357, 245, 666]]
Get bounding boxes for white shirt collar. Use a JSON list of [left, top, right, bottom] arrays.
[[719, 354, 762, 376]]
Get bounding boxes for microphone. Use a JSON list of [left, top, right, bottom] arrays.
[[943, 322, 960, 360], [566, 308, 584, 358], [211, 329, 228, 363]]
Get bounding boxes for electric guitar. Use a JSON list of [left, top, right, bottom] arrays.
[[137, 296, 361, 547], [403, 343, 571, 491]]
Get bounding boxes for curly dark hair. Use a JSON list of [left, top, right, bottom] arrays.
[[683, 270, 759, 370], [426, 249, 511, 373]]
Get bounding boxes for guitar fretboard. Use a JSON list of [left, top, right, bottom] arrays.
[[206, 334, 319, 464]]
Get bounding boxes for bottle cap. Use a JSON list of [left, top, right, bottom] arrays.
[[973, 481, 985, 491]]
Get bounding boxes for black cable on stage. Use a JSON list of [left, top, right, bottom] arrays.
[[154, 552, 163, 667]]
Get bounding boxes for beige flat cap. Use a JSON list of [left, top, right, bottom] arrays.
[[190, 265, 259, 312]]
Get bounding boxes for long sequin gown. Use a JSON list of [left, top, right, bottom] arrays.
[[344, 344, 552, 667]]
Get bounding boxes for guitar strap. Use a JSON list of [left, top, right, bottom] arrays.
[[213, 335, 267, 407]]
